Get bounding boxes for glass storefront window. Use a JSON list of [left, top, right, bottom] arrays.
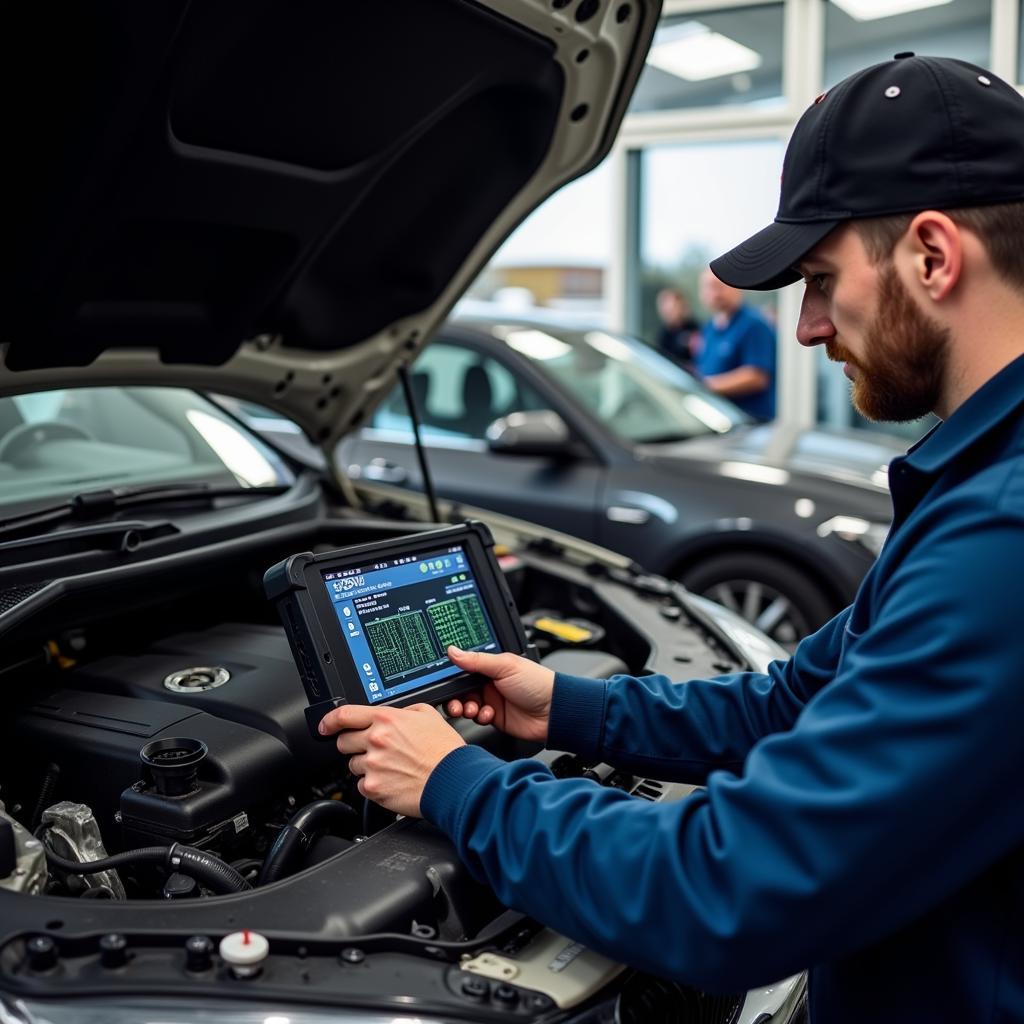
[[636, 138, 784, 421], [637, 138, 784, 344], [629, 4, 784, 114], [1018, 0, 1023, 83], [824, 0, 991, 87], [462, 162, 612, 325]]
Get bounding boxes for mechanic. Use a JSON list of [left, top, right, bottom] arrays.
[[696, 269, 777, 420], [320, 55, 1024, 1022]]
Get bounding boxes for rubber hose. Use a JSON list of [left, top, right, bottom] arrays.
[[167, 844, 251, 894], [258, 799, 359, 886], [44, 843, 250, 895], [44, 846, 167, 873]]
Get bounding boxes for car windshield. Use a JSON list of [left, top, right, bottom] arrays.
[[0, 386, 294, 512], [489, 324, 750, 443]]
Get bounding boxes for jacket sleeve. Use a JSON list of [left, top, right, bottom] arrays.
[[422, 506, 1024, 992], [545, 605, 851, 783]]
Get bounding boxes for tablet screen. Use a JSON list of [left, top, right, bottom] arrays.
[[322, 542, 500, 703]]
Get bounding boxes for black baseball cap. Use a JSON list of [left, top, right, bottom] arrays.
[[711, 54, 1024, 291]]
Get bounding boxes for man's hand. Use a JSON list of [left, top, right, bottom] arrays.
[[444, 646, 555, 743], [319, 703, 465, 818]]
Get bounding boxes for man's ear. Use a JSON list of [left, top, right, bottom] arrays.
[[899, 211, 963, 302]]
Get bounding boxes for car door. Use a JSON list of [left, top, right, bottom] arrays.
[[338, 338, 605, 539]]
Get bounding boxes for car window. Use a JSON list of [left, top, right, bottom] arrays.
[[0, 387, 294, 511], [492, 326, 750, 444], [369, 342, 548, 442]]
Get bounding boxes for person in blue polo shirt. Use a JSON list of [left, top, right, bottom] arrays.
[[320, 55, 1024, 1023], [697, 269, 776, 420]]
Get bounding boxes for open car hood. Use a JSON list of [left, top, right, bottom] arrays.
[[4, 0, 657, 463]]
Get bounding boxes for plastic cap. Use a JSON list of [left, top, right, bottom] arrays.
[[219, 929, 269, 966]]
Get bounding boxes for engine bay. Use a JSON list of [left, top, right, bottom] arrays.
[[0, 516, 790, 1022]]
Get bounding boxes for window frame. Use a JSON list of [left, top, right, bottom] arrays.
[[362, 331, 610, 462]]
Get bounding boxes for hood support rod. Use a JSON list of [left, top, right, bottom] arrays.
[[398, 364, 442, 524]]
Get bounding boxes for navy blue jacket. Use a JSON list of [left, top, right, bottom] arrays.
[[423, 354, 1024, 1023], [697, 305, 776, 420]]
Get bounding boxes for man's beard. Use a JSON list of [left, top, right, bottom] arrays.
[[826, 265, 949, 422]]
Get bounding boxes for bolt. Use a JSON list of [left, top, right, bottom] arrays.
[[461, 974, 489, 999], [185, 935, 214, 972], [99, 933, 128, 968], [27, 935, 58, 971], [340, 947, 365, 964], [494, 983, 519, 1006], [525, 992, 554, 1011]]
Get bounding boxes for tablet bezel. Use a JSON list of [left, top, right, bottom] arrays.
[[270, 522, 528, 710]]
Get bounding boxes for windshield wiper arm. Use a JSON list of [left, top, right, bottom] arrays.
[[0, 520, 182, 565], [0, 483, 289, 540]]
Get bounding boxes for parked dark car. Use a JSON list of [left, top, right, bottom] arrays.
[[339, 316, 905, 646], [0, 2, 806, 1023]]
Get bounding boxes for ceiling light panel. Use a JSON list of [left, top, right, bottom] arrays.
[[646, 21, 762, 82], [829, 0, 954, 22]]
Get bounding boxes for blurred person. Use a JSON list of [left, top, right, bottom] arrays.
[[698, 269, 776, 420], [655, 286, 700, 372]]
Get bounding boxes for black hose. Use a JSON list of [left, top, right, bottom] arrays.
[[168, 844, 251, 894], [44, 845, 167, 873], [31, 763, 61, 830], [44, 843, 251, 895], [258, 799, 359, 886]]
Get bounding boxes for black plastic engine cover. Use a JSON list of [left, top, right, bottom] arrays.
[[66, 623, 339, 769], [9, 689, 294, 849]]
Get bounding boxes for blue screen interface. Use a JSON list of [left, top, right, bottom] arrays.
[[322, 543, 500, 703]]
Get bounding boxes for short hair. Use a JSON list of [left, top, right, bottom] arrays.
[[852, 201, 1024, 290]]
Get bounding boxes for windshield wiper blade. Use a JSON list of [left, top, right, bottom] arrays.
[[636, 432, 694, 444], [0, 483, 289, 540]]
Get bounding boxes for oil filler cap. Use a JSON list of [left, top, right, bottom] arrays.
[[219, 929, 269, 978]]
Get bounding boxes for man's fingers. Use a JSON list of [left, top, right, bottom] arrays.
[[447, 645, 478, 669], [447, 691, 486, 719], [319, 703, 379, 735], [335, 730, 368, 755], [447, 645, 516, 679], [477, 704, 495, 725]]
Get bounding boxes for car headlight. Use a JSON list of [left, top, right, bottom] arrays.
[[816, 516, 889, 557]]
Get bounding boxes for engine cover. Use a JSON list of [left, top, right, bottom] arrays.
[[10, 688, 295, 851], [66, 624, 333, 767], [7, 624, 337, 851]]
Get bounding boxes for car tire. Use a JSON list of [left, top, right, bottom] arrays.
[[680, 552, 834, 649]]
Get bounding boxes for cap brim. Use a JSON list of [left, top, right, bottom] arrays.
[[710, 219, 840, 291]]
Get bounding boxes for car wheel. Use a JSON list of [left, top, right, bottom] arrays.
[[680, 552, 833, 649]]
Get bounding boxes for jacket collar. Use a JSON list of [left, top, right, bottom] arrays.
[[903, 353, 1024, 475]]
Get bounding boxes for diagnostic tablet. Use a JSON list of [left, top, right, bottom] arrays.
[[264, 522, 531, 737]]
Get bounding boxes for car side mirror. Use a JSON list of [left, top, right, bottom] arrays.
[[485, 410, 578, 458]]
